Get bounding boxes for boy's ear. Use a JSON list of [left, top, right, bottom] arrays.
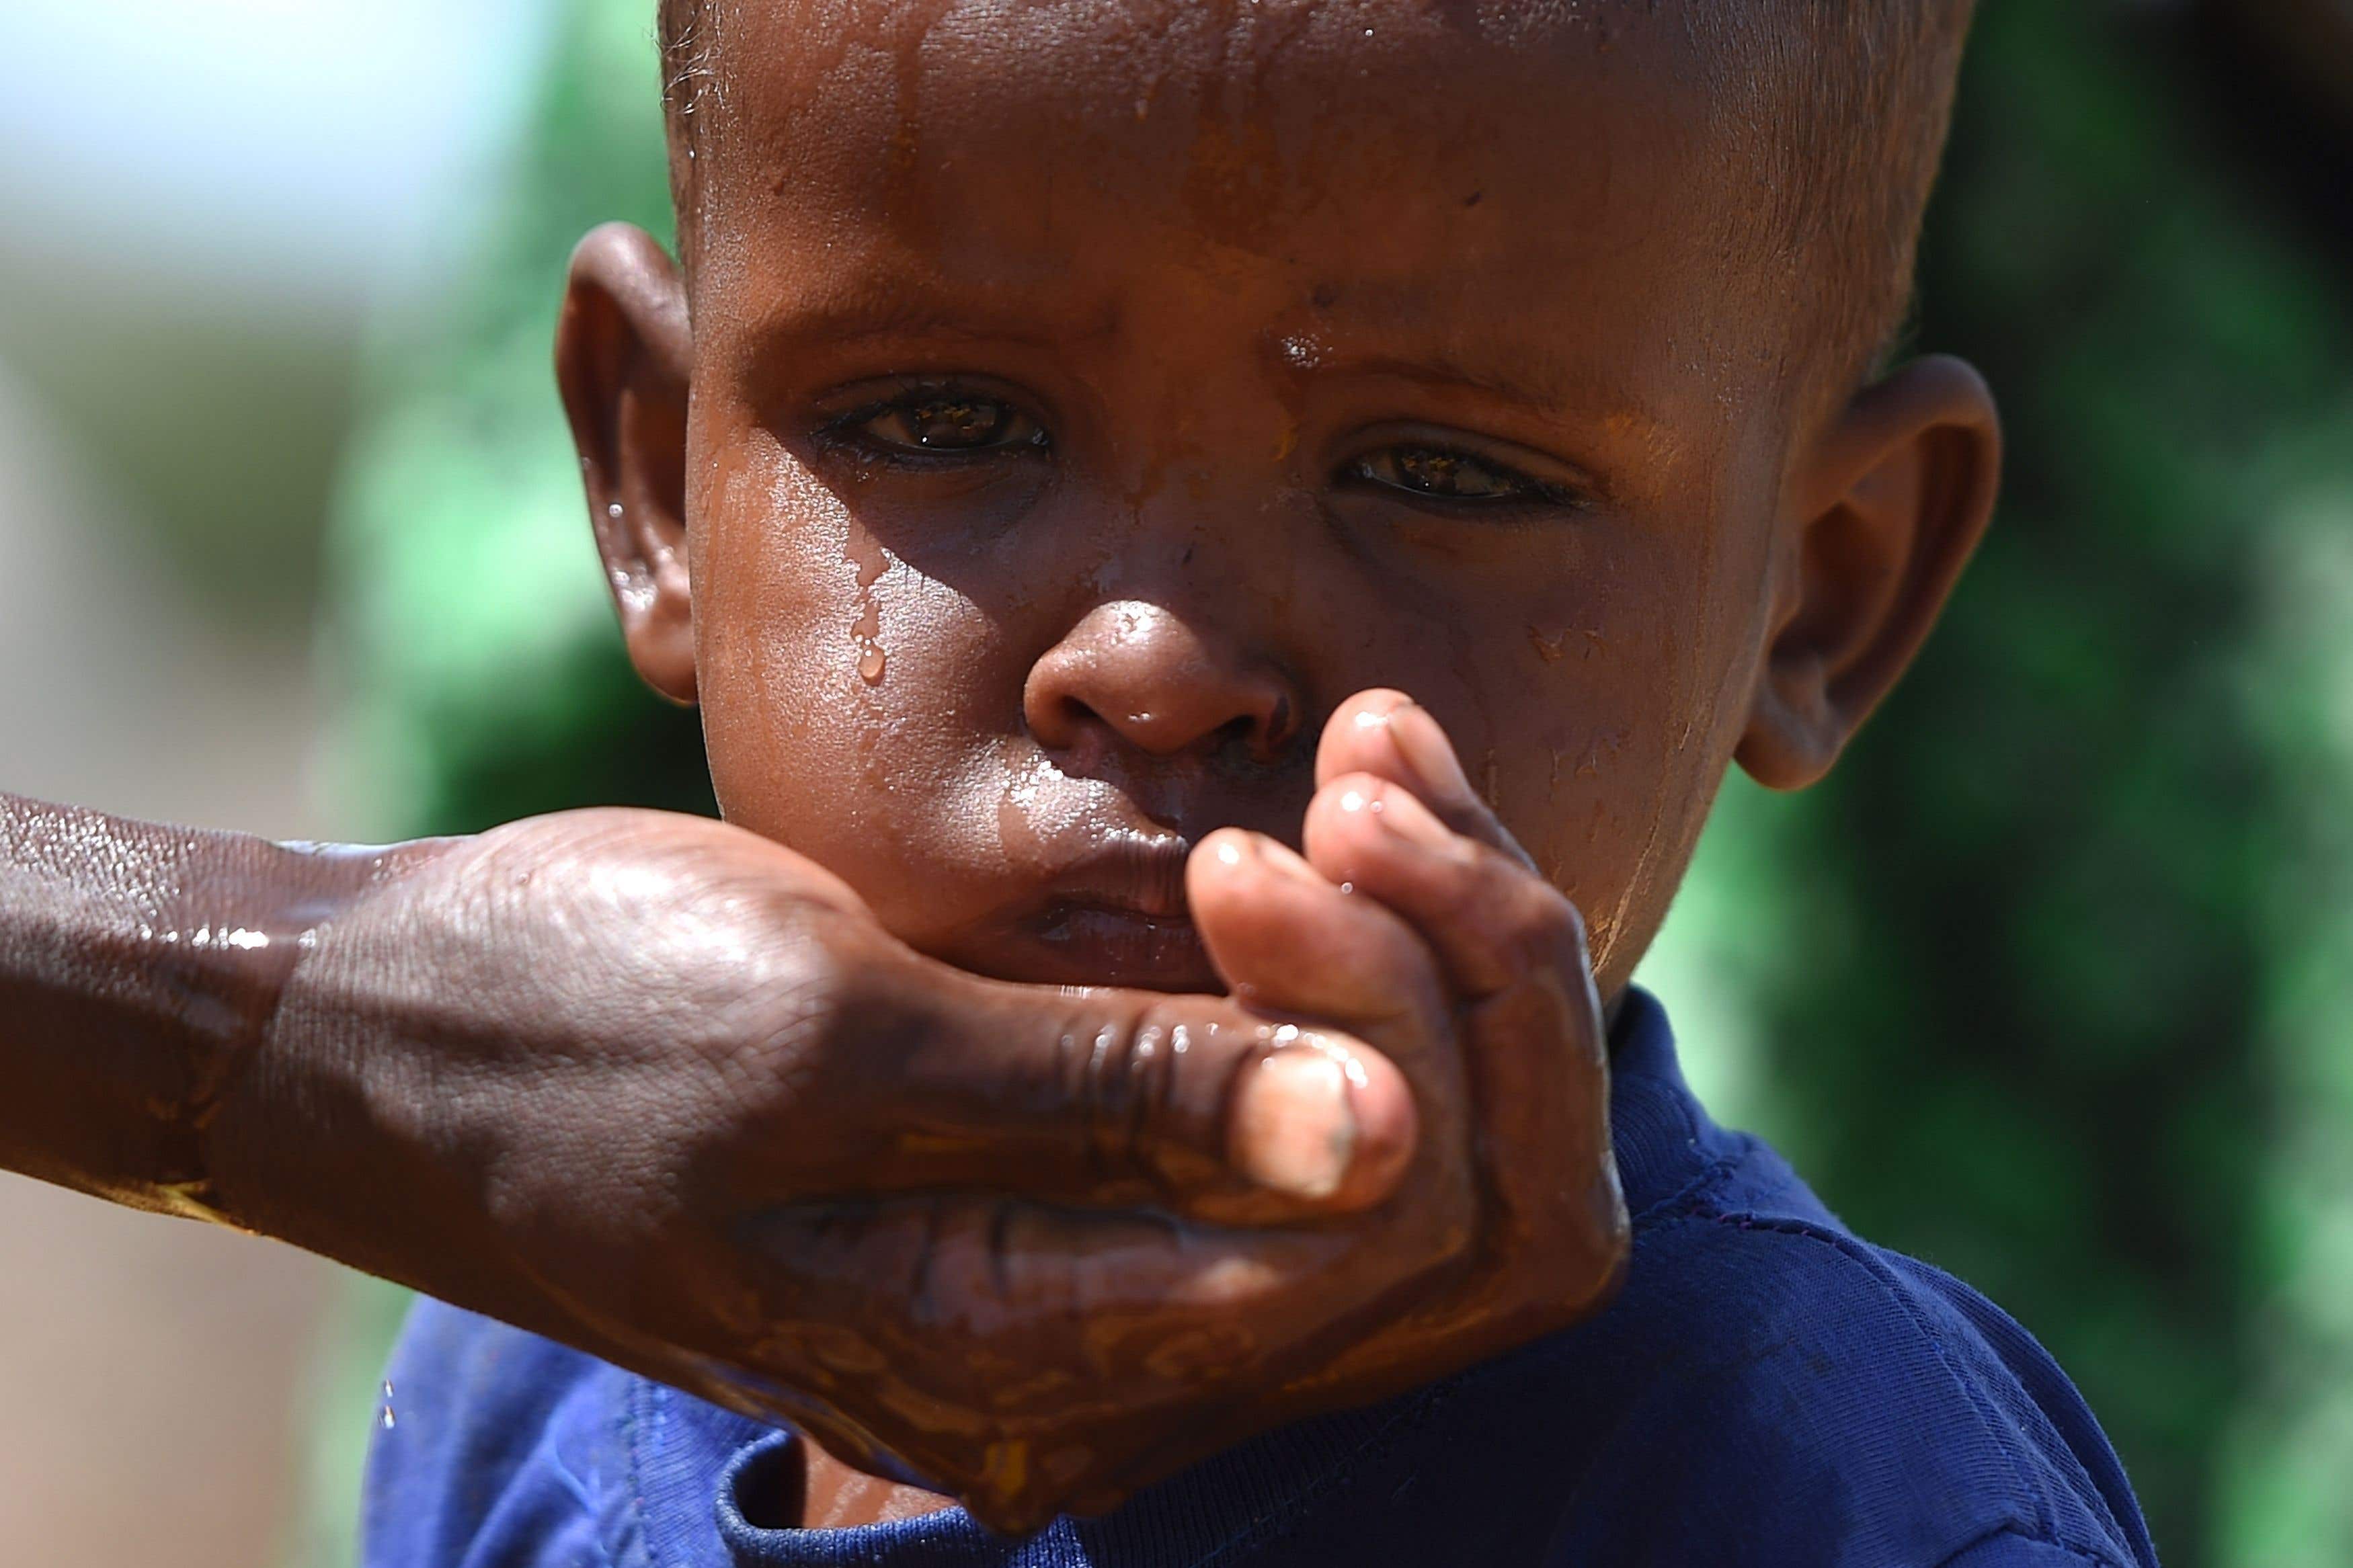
[[556, 222, 698, 706], [1737, 355, 2001, 790]]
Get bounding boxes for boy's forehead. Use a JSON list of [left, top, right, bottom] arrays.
[[694, 0, 1781, 411]]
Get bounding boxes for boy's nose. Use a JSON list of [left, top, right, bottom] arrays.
[[1024, 600, 1302, 763]]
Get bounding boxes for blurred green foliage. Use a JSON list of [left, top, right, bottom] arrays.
[[321, 3, 2353, 1564], [325, 0, 708, 837]]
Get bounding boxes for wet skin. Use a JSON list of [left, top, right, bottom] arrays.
[[561, 0, 2001, 1533]]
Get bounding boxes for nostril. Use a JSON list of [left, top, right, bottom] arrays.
[[1264, 692, 1298, 752], [1220, 712, 1295, 763], [1219, 693, 1298, 761], [1211, 714, 1257, 756]]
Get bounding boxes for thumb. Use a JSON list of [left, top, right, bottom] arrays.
[[805, 947, 1420, 1221]]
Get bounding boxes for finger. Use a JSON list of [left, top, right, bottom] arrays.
[[1188, 827, 1462, 1218], [1304, 774, 1583, 1003], [1303, 771, 1623, 1288], [1313, 689, 1535, 870], [1187, 828, 1449, 1049], [797, 946, 1419, 1216]]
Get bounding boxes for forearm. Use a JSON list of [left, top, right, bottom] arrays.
[[0, 793, 382, 1215]]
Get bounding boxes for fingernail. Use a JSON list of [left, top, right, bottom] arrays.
[[1230, 1042, 1357, 1201], [1387, 704, 1477, 806]]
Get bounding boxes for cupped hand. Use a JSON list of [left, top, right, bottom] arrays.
[[193, 808, 1434, 1531]]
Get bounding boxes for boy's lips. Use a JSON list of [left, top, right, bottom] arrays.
[[1046, 827, 1193, 919], [957, 829, 1223, 992]]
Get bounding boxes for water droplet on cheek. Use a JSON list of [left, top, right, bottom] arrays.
[[848, 597, 887, 687]]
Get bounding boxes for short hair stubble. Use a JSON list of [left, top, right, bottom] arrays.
[[652, 0, 1975, 403]]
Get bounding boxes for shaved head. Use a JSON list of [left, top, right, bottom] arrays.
[[1693, 1, 1979, 393], [655, 0, 1972, 403]]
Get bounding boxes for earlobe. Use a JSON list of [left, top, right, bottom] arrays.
[[1737, 355, 2001, 790], [556, 222, 699, 706]]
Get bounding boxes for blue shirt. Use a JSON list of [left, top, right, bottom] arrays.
[[364, 991, 2157, 1567]]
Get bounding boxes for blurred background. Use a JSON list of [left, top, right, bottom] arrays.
[[1, 0, 2350, 1563]]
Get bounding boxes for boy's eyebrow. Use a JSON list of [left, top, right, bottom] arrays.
[[744, 278, 1122, 354], [1287, 340, 1665, 440], [1309, 347, 1566, 412]]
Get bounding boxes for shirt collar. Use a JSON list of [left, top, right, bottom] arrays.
[[1602, 985, 1727, 1216]]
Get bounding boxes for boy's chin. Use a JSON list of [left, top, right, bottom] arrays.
[[935, 903, 1224, 995]]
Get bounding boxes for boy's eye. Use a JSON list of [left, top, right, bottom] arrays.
[[840, 388, 1047, 456], [1349, 445, 1549, 503]]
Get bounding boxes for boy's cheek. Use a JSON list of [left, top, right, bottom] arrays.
[[1449, 592, 1749, 983], [692, 546, 1028, 883], [1470, 730, 1681, 980]]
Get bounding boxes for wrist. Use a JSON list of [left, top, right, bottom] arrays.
[[136, 837, 395, 1219], [0, 795, 437, 1215]]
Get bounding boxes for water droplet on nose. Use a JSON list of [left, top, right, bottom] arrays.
[[858, 645, 888, 684]]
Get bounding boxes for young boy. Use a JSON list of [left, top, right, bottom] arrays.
[[366, 0, 2160, 1563]]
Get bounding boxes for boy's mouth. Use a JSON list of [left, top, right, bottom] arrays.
[[959, 829, 1221, 993]]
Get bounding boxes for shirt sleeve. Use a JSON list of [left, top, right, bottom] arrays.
[[1940, 1530, 2123, 1568]]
